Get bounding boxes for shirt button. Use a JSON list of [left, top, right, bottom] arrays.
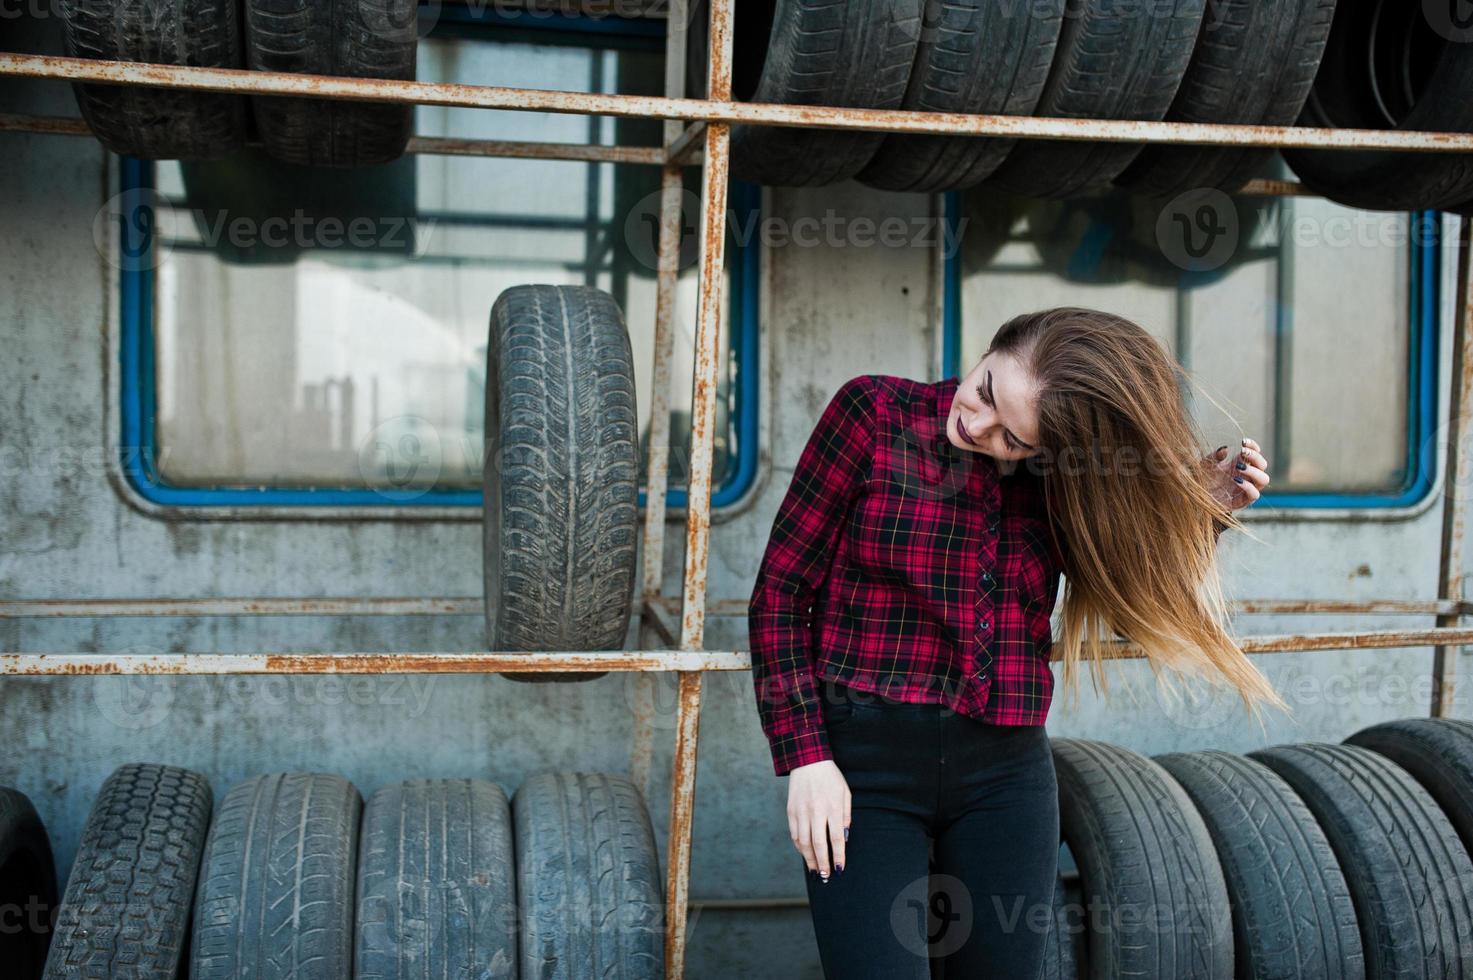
[[980, 619, 990, 631], [980, 571, 993, 584], [987, 521, 998, 534]]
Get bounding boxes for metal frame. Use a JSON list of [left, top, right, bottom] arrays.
[[5, 1, 1473, 973]]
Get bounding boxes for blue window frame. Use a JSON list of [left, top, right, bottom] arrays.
[[940, 190, 1440, 510], [118, 12, 760, 510]]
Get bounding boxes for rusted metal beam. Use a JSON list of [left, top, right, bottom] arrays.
[[0, 113, 667, 164], [5, 626, 1473, 674], [0, 597, 481, 618], [1235, 178, 1317, 198], [6, 55, 1473, 153], [0, 651, 752, 674], [0, 595, 1459, 619], [1115, 625, 1473, 659], [1434, 217, 1473, 716], [665, 0, 730, 974], [0, 113, 90, 136], [682, 596, 1466, 618], [1231, 598, 1465, 615]]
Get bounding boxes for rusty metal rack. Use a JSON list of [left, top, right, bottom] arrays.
[[5, 2, 1473, 975]]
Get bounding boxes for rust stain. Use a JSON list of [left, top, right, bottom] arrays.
[[4, 55, 1473, 153]]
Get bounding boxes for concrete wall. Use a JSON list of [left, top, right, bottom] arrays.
[[4, 15, 1473, 979]]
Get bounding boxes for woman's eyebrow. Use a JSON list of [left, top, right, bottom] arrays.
[[988, 370, 1037, 451]]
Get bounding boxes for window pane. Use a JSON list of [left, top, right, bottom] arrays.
[[148, 31, 736, 494], [957, 157, 1415, 494]]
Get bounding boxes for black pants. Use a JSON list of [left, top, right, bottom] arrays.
[[802, 680, 1060, 979]]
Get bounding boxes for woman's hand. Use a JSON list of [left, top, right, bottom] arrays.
[[788, 760, 850, 882], [1207, 437, 1270, 512]]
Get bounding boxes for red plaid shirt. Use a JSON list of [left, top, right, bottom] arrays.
[[747, 373, 1069, 777]]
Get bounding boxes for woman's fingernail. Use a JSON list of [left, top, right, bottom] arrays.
[[843, 826, 850, 841], [1233, 476, 1245, 484], [1241, 438, 1251, 446], [1236, 461, 1246, 470], [1215, 445, 1227, 455], [836, 863, 844, 873]]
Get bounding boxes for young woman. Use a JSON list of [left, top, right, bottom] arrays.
[[747, 306, 1283, 978]]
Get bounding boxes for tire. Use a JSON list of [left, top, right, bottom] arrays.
[[244, 0, 416, 167], [1281, 3, 1473, 212], [190, 773, 361, 980], [686, 0, 923, 187], [484, 285, 639, 680], [355, 779, 517, 979], [1041, 874, 1086, 980], [1154, 750, 1364, 980], [57, 0, 246, 159], [43, 764, 212, 980], [982, 0, 1208, 200], [512, 772, 663, 979], [1249, 742, 1473, 978], [855, 0, 1064, 192], [1344, 717, 1473, 861], [1052, 738, 1232, 979], [0, 787, 57, 980], [1114, 0, 1338, 198]]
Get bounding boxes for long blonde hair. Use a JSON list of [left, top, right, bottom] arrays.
[[992, 306, 1289, 728]]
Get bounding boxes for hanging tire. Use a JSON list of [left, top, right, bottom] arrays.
[[1344, 717, 1473, 861], [512, 772, 663, 979], [1154, 750, 1364, 980], [244, 0, 416, 167], [1052, 738, 1232, 979], [686, 0, 923, 187], [57, 0, 246, 159], [1281, 2, 1473, 212], [43, 764, 211, 980], [854, 0, 1064, 192], [982, 0, 1208, 200], [0, 787, 56, 980], [1113, 0, 1338, 198], [190, 773, 361, 980], [1249, 742, 1473, 978], [355, 779, 518, 979], [484, 285, 639, 680]]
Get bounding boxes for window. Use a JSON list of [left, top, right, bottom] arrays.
[[119, 12, 760, 509], [943, 155, 1439, 507]]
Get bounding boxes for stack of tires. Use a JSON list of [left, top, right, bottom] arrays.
[[1039, 715, 1473, 978], [688, 0, 1473, 215], [57, 0, 417, 165], [32, 765, 663, 979]]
